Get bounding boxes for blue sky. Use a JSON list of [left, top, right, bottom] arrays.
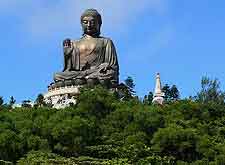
[[0, 0, 224, 103]]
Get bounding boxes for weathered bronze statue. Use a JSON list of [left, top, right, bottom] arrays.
[[53, 9, 119, 88]]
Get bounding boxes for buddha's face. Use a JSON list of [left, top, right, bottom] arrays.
[[81, 15, 100, 36]]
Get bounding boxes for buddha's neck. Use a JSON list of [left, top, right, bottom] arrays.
[[83, 33, 100, 39]]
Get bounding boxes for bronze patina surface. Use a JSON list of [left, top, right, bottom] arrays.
[[53, 9, 119, 88]]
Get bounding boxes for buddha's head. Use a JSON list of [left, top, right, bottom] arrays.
[[81, 9, 102, 37]]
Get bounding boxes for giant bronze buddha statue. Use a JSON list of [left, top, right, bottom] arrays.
[[52, 9, 119, 88]]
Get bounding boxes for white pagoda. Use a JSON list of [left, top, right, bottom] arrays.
[[152, 73, 164, 105]]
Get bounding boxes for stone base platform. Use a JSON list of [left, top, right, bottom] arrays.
[[44, 84, 81, 109], [44, 78, 118, 109]]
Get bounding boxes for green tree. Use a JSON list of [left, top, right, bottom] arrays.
[[77, 86, 117, 119], [116, 83, 132, 100], [162, 84, 171, 102], [170, 85, 180, 101], [35, 94, 45, 107], [0, 96, 4, 106], [9, 96, 16, 106], [143, 92, 153, 105], [125, 76, 136, 96], [162, 84, 180, 102], [0, 79, 225, 164], [116, 76, 136, 101], [196, 76, 225, 104], [151, 126, 200, 162], [51, 116, 95, 157], [21, 100, 32, 108]]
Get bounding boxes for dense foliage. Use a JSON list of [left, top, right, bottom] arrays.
[[0, 84, 225, 164]]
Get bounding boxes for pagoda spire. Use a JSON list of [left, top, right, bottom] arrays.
[[152, 73, 164, 104]]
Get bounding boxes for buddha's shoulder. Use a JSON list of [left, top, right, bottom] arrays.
[[98, 36, 112, 41], [73, 36, 114, 45], [72, 38, 82, 43], [97, 36, 115, 46]]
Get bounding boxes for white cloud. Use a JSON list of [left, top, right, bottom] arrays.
[[122, 24, 174, 64], [0, 1, 40, 14], [148, 24, 174, 55], [0, 0, 167, 37]]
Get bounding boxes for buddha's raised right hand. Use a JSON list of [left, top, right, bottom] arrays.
[[63, 39, 73, 56], [63, 38, 72, 47]]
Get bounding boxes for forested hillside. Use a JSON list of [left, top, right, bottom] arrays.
[[0, 77, 225, 164]]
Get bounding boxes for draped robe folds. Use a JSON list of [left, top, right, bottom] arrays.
[[54, 36, 119, 83]]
